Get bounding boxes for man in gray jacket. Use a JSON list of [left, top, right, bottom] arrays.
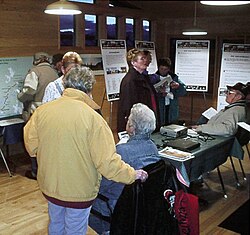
[[192, 82, 248, 136]]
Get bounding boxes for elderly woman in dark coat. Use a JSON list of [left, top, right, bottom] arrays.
[[117, 48, 159, 132]]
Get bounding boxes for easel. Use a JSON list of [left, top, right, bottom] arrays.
[[101, 88, 114, 128], [190, 91, 208, 124]]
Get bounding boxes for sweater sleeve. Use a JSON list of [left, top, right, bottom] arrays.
[[17, 71, 39, 102]]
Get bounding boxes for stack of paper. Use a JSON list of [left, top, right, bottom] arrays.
[[159, 147, 195, 162], [153, 75, 172, 92]]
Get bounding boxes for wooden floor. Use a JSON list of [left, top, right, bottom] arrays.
[[0, 145, 249, 235]]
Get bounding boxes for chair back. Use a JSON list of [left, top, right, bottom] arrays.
[[235, 102, 250, 147], [110, 160, 180, 235]]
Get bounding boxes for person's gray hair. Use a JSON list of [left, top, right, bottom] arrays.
[[128, 103, 156, 135], [63, 64, 96, 93]]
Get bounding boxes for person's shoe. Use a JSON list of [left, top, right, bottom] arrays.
[[25, 170, 37, 180]]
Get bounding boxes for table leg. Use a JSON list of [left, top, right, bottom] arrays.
[[217, 167, 227, 198]]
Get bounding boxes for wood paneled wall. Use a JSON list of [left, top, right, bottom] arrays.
[[0, 0, 249, 131]]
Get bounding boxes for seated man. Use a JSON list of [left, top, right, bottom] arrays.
[[192, 82, 248, 136], [89, 103, 161, 234]]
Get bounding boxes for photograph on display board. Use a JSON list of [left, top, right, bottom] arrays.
[[80, 54, 104, 75]]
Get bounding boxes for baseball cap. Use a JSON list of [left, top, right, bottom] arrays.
[[227, 82, 248, 97], [34, 52, 49, 61]]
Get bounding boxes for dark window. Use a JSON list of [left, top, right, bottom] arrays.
[[126, 18, 135, 48], [60, 15, 75, 47], [107, 16, 117, 39], [142, 20, 151, 41], [70, 0, 94, 3], [85, 14, 98, 46]]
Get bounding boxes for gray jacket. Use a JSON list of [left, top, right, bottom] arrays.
[[196, 101, 246, 136]]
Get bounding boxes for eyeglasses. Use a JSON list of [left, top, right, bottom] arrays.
[[226, 90, 237, 95]]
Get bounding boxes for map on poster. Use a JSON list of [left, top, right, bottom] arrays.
[[0, 56, 32, 119]]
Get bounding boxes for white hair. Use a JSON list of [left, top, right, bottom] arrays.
[[128, 103, 156, 135]]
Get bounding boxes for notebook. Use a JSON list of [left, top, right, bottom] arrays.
[[166, 138, 200, 152]]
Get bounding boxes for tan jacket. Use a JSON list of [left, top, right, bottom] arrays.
[[24, 88, 136, 202], [196, 101, 246, 136]]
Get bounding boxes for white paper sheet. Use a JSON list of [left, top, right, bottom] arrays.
[[202, 107, 218, 120], [237, 122, 250, 133]]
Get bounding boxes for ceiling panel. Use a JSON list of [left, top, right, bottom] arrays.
[[125, 1, 250, 18]]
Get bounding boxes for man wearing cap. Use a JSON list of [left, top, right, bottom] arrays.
[[192, 82, 248, 136], [18, 52, 58, 179]]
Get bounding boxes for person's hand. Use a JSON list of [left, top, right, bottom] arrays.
[[170, 81, 180, 89], [135, 169, 148, 182]]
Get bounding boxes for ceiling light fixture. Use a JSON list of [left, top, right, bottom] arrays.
[[182, 1, 207, 36], [200, 1, 250, 6], [44, 0, 82, 15]]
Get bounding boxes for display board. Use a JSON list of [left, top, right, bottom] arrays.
[[0, 56, 32, 119], [217, 43, 250, 110], [175, 40, 210, 92], [100, 39, 128, 101], [135, 40, 158, 74]]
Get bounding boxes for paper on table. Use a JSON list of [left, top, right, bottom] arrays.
[[0, 118, 24, 127], [237, 122, 250, 133], [159, 147, 195, 162], [202, 107, 218, 120]]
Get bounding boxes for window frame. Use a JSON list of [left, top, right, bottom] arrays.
[[84, 13, 98, 47], [125, 17, 135, 48], [106, 16, 118, 40]]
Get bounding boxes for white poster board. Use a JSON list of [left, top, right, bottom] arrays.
[[175, 40, 210, 92], [217, 43, 250, 110], [0, 56, 33, 119], [135, 40, 158, 74], [100, 39, 128, 101]]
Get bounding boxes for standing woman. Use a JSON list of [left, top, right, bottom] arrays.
[[150, 58, 187, 126], [117, 48, 159, 132]]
